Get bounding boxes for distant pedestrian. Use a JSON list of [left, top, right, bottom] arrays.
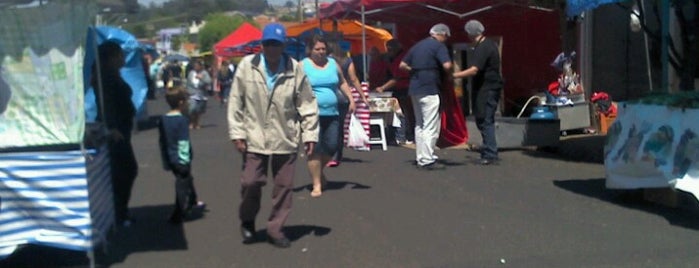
[[400, 23, 453, 170], [453, 20, 503, 165], [227, 23, 319, 248], [376, 39, 414, 145], [328, 42, 368, 167], [186, 60, 211, 129], [217, 60, 234, 107], [158, 87, 206, 224]]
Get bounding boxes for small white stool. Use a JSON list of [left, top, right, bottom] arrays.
[[368, 114, 387, 151]]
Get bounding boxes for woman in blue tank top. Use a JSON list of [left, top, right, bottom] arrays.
[[301, 35, 355, 198]]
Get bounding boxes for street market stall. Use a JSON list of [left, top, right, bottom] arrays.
[[0, 1, 109, 262], [213, 22, 262, 58], [0, 1, 147, 264], [321, 0, 565, 148], [604, 93, 699, 201]]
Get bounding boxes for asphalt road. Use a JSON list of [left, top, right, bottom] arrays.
[[3, 97, 699, 268]]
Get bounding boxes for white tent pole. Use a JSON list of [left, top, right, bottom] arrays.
[[640, 0, 653, 92], [660, 0, 669, 91], [90, 27, 106, 127], [361, 4, 367, 83]]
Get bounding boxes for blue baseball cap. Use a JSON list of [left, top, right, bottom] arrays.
[[262, 23, 286, 43]]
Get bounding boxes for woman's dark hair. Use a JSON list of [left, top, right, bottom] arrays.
[[97, 41, 123, 66], [305, 35, 328, 56], [165, 86, 187, 109]]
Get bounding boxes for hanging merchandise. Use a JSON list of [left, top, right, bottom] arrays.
[[591, 91, 617, 116], [547, 51, 583, 104]]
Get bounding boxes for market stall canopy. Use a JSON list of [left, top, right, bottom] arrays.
[[84, 26, 149, 123], [319, 0, 562, 116], [320, 0, 466, 20], [214, 22, 262, 57], [565, 0, 625, 17], [0, 0, 94, 150], [286, 18, 393, 54], [163, 53, 189, 62]]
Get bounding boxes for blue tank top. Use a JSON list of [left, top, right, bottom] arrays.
[[302, 57, 339, 116]]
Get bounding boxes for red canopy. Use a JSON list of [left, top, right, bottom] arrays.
[[320, 0, 560, 110], [213, 22, 262, 57]]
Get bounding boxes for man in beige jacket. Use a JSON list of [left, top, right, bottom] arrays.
[[227, 23, 319, 248]]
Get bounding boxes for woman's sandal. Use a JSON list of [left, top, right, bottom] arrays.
[[310, 188, 322, 198]]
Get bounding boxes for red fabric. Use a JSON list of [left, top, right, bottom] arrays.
[[214, 23, 262, 57], [438, 77, 468, 148], [548, 81, 559, 95], [591, 91, 610, 102], [368, 57, 390, 89], [344, 84, 371, 150]]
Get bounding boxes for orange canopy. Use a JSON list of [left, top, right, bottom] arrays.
[[286, 18, 393, 55]]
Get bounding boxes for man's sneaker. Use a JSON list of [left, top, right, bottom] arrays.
[[478, 158, 500, 165], [417, 162, 446, 170]]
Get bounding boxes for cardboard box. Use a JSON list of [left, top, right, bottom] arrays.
[[599, 113, 617, 135]]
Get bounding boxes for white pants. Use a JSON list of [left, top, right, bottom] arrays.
[[411, 94, 441, 166]]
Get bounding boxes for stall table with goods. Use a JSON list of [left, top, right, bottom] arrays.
[[605, 92, 699, 201], [367, 93, 400, 151]]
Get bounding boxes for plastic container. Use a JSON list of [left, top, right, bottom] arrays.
[[599, 113, 617, 134], [529, 106, 556, 120]]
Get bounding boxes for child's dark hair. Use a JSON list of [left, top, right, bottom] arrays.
[[165, 86, 187, 109]]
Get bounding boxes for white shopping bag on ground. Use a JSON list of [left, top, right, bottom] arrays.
[[347, 113, 370, 148], [392, 112, 401, 128]]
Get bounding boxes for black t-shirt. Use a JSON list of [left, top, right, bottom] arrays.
[[469, 38, 503, 91], [95, 72, 135, 134]]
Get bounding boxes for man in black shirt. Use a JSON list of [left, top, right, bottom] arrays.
[[453, 20, 503, 165]]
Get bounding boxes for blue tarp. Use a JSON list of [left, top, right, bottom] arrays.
[[83, 26, 148, 121], [566, 0, 625, 17]]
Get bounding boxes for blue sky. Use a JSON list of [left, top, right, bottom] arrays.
[[137, 0, 169, 7]]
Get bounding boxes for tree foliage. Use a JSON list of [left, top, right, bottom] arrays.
[[197, 13, 250, 52], [284, 1, 295, 8]]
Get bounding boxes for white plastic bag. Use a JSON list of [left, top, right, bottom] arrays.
[[392, 112, 402, 128], [347, 113, 369, 148]]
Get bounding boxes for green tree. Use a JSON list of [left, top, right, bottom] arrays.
[[284, 0, 295, 8], [214, 0, 237, 10], [278, 14, 296, 22], [234, 0, 268, 13], [197, 13, 250, 52], [130, 24, 147, 38]]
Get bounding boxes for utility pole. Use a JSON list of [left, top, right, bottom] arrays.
[[298, 0, 303, 21]]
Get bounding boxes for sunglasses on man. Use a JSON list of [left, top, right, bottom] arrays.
[[262, 40, 284, 47]]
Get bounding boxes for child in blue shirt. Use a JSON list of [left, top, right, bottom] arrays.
[[158, 87, 205, 224]]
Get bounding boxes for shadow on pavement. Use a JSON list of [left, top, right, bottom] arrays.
[[523, 135, 606, 164], [96, 204, 191, 265], [0, 245, 92, 267], [293, 180, 371, 193], [554, 178, 699, 230], [245, 225, 332, 245]]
